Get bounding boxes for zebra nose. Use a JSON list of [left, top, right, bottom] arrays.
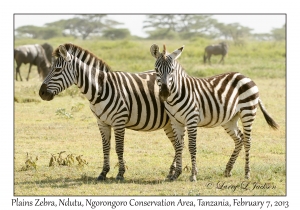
[[159, 83, 170, 101], [39, 84, 47, 97], [39, 83, 54, 101]]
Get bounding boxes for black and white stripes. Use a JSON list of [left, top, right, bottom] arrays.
[[150, 44, 278, 181], [38, 42, 279, 182], [39, 43, 176, 180]]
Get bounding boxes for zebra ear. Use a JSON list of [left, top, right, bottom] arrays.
[[170, 45, 184, 60], [150, 44, 161, 59], [58, 45, 72, 62]]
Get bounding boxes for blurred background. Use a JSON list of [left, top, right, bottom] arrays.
[[14, 14, 285, 41], [13, 14, 286, 80]]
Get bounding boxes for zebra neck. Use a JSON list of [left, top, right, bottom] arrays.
[[75, 58, 108, 103], [167, 69, 187, 104]]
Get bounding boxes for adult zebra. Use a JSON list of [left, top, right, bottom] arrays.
[[39, 43, 177, 181], [150, 44, 279, 182]]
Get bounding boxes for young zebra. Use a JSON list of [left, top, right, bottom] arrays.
[[39, 43, 177, 181], [150, 44, 279, 181]]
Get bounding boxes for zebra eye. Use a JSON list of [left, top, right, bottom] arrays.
[[54, 67, 62, 72]]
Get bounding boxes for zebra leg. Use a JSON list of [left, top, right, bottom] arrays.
[[169, 122, 185, 181], [163, 122, 176, 179], [241, 110, 256, 179], [187, 125, 198, 182], [114, 126, 126, 181], [97, 122, 111, 181], [243, 136, 251, 179], [222, 114, 243, 177]]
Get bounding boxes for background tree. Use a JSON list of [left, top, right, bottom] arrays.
[[45, 19, 74, 37], [102, 28, 131, 40], [45, 15, 123, 40], [143, 15, 224, 40], [15, 25, 61, 39], [15, 15, 285, 41], [271, 24, 286, 41], [214, 22, 253, 45], [143, 15, 179, 39], [15, 25, 40, 38], [178, 15, 219, 39], [253, 33, 272, 41]]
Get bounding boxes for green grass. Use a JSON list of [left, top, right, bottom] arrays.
[[14, 38, 285, 196], [14, 38, 285, 78]]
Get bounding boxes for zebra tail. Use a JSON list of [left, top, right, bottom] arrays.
[[258, 99, 279, 130]]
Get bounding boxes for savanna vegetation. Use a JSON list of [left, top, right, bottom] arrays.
[[15, 15, 285, 42], [14, 37, 285, 196]]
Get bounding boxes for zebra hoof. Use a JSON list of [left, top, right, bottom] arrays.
[[189, 175, 197, 182], [245, 173, 250, 179], [168, 177, 176, 182], [167, 175, 177, 182], [97, 174, 106, 181], [166, 172, 175, 179], [224, 170, 232, 177], [116, 175, 124, 181]]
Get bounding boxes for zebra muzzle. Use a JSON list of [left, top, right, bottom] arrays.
[[159, 83, 171, 101], [39, 83, 54, 101]]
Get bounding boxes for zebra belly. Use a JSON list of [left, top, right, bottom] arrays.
[[124, 109, 169, 131], [165, 100, 239, 128], [90, 100, 168, 131]]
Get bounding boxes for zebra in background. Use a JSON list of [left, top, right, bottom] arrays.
[[39, 43, 177, 181], [150, 44, 279, 182]]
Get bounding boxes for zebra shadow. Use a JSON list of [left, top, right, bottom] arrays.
[[15, 175, 168, 190], [100, 177, 168, 185]]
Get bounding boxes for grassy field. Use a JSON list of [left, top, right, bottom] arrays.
[[14, 38, 286, 196]]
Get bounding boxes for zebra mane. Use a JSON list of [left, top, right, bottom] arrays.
[[53, 43, 112, 72]]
